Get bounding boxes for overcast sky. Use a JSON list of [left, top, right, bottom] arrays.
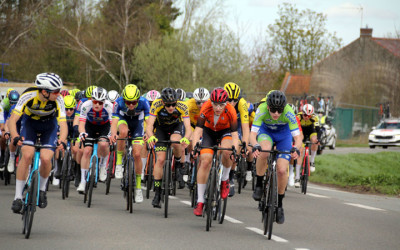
[[173, 0, 400, 47]]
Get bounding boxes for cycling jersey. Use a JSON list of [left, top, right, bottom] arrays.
[[149, 99, 189, 127], [247, 101, 255, 126], [112, 96, 149, 121], [234, 98, 249, 124], [1, 98, 11, 121], [251, 103, 300, 137], [197, 100, 238, 132], [75, 97, 88, 117], [296, 112, 320, 129], [186, 98, 201, 127], [12, 88, 66, 122], [79, 100, 113, 125]]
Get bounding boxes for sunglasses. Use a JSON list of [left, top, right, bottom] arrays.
[[66, 108, 75, 111], [227, 98, 238, 102], [303, 114, 311, 118], [92, 100, 104, 105], [46, 89, 61, 94], [165, 102, 177, 108], [125, 100, 138, 106], [269, 107, 284, 114]]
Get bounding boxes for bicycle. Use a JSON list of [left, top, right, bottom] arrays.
[[3, 137, 12, 185], [255, 147, 290, 240], [118, 135, 142, 213], [300, 140, 312, 195], [157, 140, 180, 218], [82, 136, 109, 208], [20, 133, 56, 239], [189, 156, 199, 208], [145, 144, 155, 199], [60, 138, 77, 200], [236, 142, 247, 194], [194, 143, 236, 231], [105, 143, 116, 195]]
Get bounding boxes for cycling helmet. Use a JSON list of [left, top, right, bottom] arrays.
[[35, 72, 63, 91], [176, 88, 186, 101], [8, 90, 20, 105], [69, 88, 80, 97], [107, 90, 120, 102], [267, 90, 286, 110], [146, 90, 161, 102], [6, 88, 14, 98], [75, 90, 85, 102], [92, 87, 107, 101], [193, 87, 210, 102], [60, 90, 70, 97], [122, 84, 140, 101], [64, 95, 76, 109], [186, 92, 193, 99], [161, 87, 178, 103], [210, 87, 228, 103], [224, 82, 241, 99], [85, 85, 97, 98], [260, 97, 266, 103], [302, 104, 314, 116], [288, 103, 296, 112]]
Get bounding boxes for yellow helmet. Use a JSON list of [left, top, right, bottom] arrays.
[[69, 88, 80, 97], [122, 84, 141, 101], [224, 82, 241, 99], [85, 85, 97, 98], [6, 88, 14, 98], [64, 95, 76, 109]]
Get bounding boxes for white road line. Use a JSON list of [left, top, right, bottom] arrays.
[[344, 203, 386, 211], [308, 185, 346, 193], [180, 200, 191, 206], [169, 196, 178, 200], [245, 227, 288, 243], [307, 193, 330, 198], [224, 215, 243, 224], [295, 248, 310, 250]]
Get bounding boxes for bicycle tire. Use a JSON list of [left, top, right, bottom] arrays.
[[206, 165, 216, 231], [171, 160, 177, 196], [146, 150, 154, 199], [302, 156, 309, 194], [4, 145, 10, 185], [266, 171, 276, 240], [87, 161, 96, 208], [190, 158, 198, 208], [128, 158, 134, 214], [25, 171, 38, 239], [164, 160, 170, 218], [106, 151, 114, 195], [65, 158, 73, 198], [61, 150, 69, 200], [237, 158, 246, 194]]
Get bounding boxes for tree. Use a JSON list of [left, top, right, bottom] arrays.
[[267, 3, 342, 73]]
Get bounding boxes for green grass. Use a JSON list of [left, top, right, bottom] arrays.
[[310, 152, 400, 196]]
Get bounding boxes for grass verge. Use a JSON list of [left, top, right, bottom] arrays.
[[310, 152, 400, 196]]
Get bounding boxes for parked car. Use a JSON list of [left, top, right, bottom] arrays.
[[368, 119, 400, 148]]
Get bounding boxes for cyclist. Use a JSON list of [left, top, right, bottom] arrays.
[[9, 73, 67, 213], [146, 87, 191, 208], [107, 90, 120, 104], [69, 88, 80, 98], [3, 90, 21, 173], [192, 87, 239, 216], [77, 87, 113, 193], [60, 90, 70, 97], [295, 104, 320, 182], [111, 84, 149, 203], [287, 103, 304, 187], [0, 89, 18, 167], [176, 88, 186, 101], [75, 90, 85, 103], [223, 82, 250, 197], [145, 90, 161, 106], [245, 99, 256, 183], [250, 90, 301, 224]]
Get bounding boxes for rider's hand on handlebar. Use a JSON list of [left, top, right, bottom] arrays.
[[252, 144, 262, 158], [290, 146, 300, 160], [79, 132, 88, 141]]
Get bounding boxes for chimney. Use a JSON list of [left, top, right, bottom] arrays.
[[360, 27, 372, 38]]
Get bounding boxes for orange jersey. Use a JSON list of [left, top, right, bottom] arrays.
[[197, 100, 238, 132]]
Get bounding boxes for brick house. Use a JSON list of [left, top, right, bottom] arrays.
[[280, 72, 311, 104], [310, 28, 400, 117]]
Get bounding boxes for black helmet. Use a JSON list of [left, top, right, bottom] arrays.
[[267, 90, 287, 110], [9, 90, 20, 105], [186, 92, 193, 99], [161, 87, 178, 103], [75, 90, 85, 102]]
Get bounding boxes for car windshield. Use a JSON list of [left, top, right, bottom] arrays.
[[377, 122, 400, 129]]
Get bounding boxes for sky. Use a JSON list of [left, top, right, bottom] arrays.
[[173, 0, 400, 47]]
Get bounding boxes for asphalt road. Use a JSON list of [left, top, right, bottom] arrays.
[[1, 173, 399, 250]]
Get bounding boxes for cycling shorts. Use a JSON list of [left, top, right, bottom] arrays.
[[256, 126, 292, 161], [117, 118, 144, 139], [83, 121, 110, 147], [200, 127, 232, 155], [154, 122, 184, 152], [302, 126, 317, 142], [20, 114, 58, 151]]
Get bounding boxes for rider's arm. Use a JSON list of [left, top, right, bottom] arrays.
[[183, 117, 192, 139], [145, 115, 156, 138], [58, 120, 68, 143], [293, 134, 302, 151], [231, 131, 239, 151], [8, 112, 21, 139], [249, 131, 258, 148]]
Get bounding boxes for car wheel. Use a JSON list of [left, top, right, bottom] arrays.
[[369, 145, 375, 149], [329, 138, 336, 150]]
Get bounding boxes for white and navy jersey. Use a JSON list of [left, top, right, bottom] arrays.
[[79, 100, 113, 125]]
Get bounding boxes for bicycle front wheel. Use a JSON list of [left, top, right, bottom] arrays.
[[206, 167, 216, 231], [87, 162, 96, 208], [106, 151, 115, 195], [24, 171, 38, 239], [145, 150, 154, 199], [265, 172, 277, 240], [163, 160, 171, 218], [237, 158, 246, 194], [61, 151, 70, 200], [302, 156, 309, 194], [127, 158, 134, 214]]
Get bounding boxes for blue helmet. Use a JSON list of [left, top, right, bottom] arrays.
[[9, 90, 20, 105]]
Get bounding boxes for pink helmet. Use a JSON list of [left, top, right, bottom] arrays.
[[146, 90, 161, 102]]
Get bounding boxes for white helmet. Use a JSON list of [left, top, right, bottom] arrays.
[[193, 87, 210, 102], [107, 90, 120, 102], [176, 88, 186, 101], [302, 104, 314, 116], [146, 90, 161, 102], [35, 73, 63, 91], [92, 87, 107, 101]]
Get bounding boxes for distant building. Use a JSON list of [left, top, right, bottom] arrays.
[[280, 72, 311, 103], [310, 27, 400, 117]]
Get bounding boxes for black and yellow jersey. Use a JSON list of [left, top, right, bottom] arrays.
[[296, 112, 320, 129], [149, 98, 189, 126], [185, 98, 201, 127], [234, 97, 249, 124], [13, 88, 66, 122]]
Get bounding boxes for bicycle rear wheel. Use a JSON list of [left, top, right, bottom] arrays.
[[163, 160, 171, 218], [190, 158, 198, 208], [302, 155, 309, 194], [127, 158, 134, 213], [24, 171, 38, 239], [265, 171, 276, 240], [145, 150, 154, 199], [106, 151, 115, 195], [61, 151, 69, 200], [87, 162, 96, 208], [206, 167, 216, 231], [237, 158, 246, 194]]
